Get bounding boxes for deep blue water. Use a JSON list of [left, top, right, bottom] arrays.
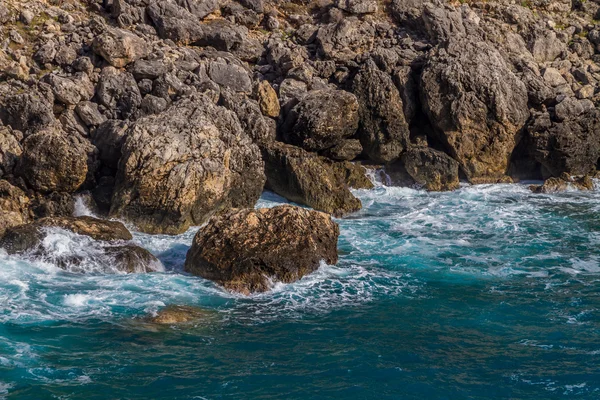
[[1, 183, 599, 399]]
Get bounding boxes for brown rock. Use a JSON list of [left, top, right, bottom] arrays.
[[185, 205, 339, 294], [256, 80, 280, 118], [0, 180, 30, 237]]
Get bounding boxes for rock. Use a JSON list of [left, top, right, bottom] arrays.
[[131, 59, 168, 80], [0, 126, 22, 177], [351, 64, 409, 163], [93, 27, 150, 68], [316, 18, 375, 62], [146, 305, 211, 324], [54, 45, 78, 67], [530, 31, 566, 63], [329, 161, 374, 189], [554, 97, 593, 122], [0, 90, 55, 136], [175, 0, 219, 18], [219, 89, 275, 144], [0, 180, 30, 237], [0, 216, 161, 273], [396, 148, 460, 191], [530, 175, 594, 193], [528, 109, 600, 177], [281, 89, 359, 153], [262, 142, 361, 216], [324, 139, 363, 161], [207, 60, 252, 93], [184, 205, 339, 294], [96, 67, 142, 120], [420, 37, 529, 183], [34, 41, 57, 64], [75, 101, 107, 127], [140, 95, 169, 115], [110, 94, 265, 234], [147, 1, 205, 44], [18, 127, 95, 193], [256, 81, 280, 118], [30, 192, 75, 219], [336, 0, 377, 14], [43, 73, 95, 106]]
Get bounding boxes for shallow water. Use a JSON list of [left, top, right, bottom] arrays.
[[1, 182, 599, 399]]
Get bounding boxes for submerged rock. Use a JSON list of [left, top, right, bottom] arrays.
[[261, 142, 361, 216], [0, 216, 161, 273], [110, 95, 265, 234], [146, 305, 212, 325], [185, 205, 339, 294]]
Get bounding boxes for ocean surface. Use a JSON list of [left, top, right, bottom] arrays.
[[1, 179, 599, 399]]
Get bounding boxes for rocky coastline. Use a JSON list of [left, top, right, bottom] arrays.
[[1, 0, 600, 294]]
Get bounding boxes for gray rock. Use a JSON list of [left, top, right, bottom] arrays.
[[351, 64, 409, 163], [93, 27, 150, 68], [76, 101, 107, 127], [336, 0, 377, 14], [316, 18, 375, 62], [0, 126, 22, 177], [131, 59, 168, 80], [207, 60, 252, 93], [420, 37, 529, 183], [281, 89, 359, 152], [96, 67, 142, 120], [175, 0, 219, 18], [44, 73, 95, 106], [219, 89, 275, 144], [0, 90, 55, 136], [110, 94, 265, 234]]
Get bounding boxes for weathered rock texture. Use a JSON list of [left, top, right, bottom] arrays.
[[110, 95, 265, 234], [185, 205, 339, 294]]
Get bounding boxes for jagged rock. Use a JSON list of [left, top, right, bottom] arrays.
[[92, 27, 150, 68], [530, 30, 566, 63], [351, 64, 410, 163], [96, 67, 142, 120], [336, 0, 377, 14], [421, 2, 468, 43], [131, 59, 169, 80], [281, 89, 359, 153], [110, 94, 265, 234], [43, 73, 95, 106], [329, 161, 374, 189], [0, 90, 55, 136], [18, 127, 96, 193], [316, 18, 375, 62], [75, 101, 107, 127], [420, 37, 529, 183], [530, 175, 594, 193], [219, 89, 275, 144], [528, 108, 600, 177], [185, 205, 339, 294], [0, 180, 30, 237], [147, 1, 205, 44], [392, 148, 460, 191], [34, 40, 57, 64], [262, 142, 361, 216], [176, 0, 219, 18], [30, 192, 76, 219], [256, 80, 280, 118], [207, 60, 252, 93], [324, 139, 363, 161], [0, 216, 161, 273], [140, 95, 169, 115], [0, 126, 22, 177]]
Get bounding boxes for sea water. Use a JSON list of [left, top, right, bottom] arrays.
[[0, 181, 599, 399]]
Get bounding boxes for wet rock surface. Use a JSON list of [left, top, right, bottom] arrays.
[[185, 205, 339, 294]]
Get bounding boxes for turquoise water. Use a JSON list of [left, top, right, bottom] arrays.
[[1, 183, 599, 399]]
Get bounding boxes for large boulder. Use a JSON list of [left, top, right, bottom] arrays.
[[185, 205, 339, 294], [110, 94, 265, 234], [420, 37, 529, 183], [527, 108, 600, 178], [92, 27, 150, 68], [316, 18, 375, 62], [0, 90, 55, 136], [261, 142, 361, 216], [0, 180, 30, 237], [18, 127, 96, 193], [147, 1, 205, 44], [351, 64, 410, 163], [281, 89, 359, 153], [0, 216, 161, 273], [389, 148, 460, 191]]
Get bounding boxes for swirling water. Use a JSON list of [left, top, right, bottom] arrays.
[[1, 182, 599, 399]]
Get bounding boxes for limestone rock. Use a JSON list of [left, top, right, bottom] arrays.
[[185, 205, 339, 294], [110, 95, 265, 234], [93, 27, 150, 68]]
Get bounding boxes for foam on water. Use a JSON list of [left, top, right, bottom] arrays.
[[1, 180, 600, 398]]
